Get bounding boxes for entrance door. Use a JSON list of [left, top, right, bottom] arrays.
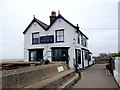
[[82, 51, 84, 68], [29, 49, 43, 61], [62, 50, 68, 64], [36, 50, 43, 61], [75, 49, 81, 65]]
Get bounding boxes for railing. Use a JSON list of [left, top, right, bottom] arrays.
[[43, 51, 51, 60], [39, 51, 51, 65]]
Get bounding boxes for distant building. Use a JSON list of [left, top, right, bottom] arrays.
[[99, 53, 108, 58], [23, 11, 94, 68]]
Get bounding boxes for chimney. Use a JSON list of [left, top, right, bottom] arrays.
[[49, 11, 56, 24]]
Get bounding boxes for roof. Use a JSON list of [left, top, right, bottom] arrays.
[[81, 48, 93, 54], [46, 14, 77, 30], [81, 48, 89, 51], [89, 51, 93, 54], [23, 17, 48, 34], [77, 30, 88, 39], [35, 18, 48, 29], [23, 14, 88, 39]]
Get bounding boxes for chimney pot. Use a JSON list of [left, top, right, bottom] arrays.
[[50, 11, 56, 24], [51, 11, 56, 16]]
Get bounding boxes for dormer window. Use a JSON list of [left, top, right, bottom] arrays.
[[55, 29, 64, 43], [32, 32, 39, 44]]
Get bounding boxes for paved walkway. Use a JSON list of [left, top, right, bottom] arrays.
[[72, 64, 119, 88]]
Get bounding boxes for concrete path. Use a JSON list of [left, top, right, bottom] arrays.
[[72, 64, 119, 88]]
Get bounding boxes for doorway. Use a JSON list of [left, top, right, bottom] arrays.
[[75, 49, 81, 65], [29, 49, 43, 61], [82, 51, 84, 68]]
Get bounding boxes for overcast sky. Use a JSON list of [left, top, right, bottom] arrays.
[[0, 0, 119, 59]]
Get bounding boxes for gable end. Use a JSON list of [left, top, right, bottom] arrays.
[[23, 18, 48, 34]]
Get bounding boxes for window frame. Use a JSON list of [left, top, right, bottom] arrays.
[[81, 35, 87, 47], [88, 55, 91, 61], [52, 48, 68, 62], [32, 32, 39, 44], [75, 49, 81, 64], [85, 51, 88, 60], [81, 35, 84, 46], [55, 29, 64, 43], [78, 37, 80, 44]]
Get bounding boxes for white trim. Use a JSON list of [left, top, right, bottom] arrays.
[[27, 47, 44, 49], [50, 46, 70, 48], [54, 28, 65, 30]]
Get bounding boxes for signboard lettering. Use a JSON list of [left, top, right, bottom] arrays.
[[40, 35, 54, 44]]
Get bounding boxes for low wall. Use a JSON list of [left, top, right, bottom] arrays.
[[2, 63, 69, 88], [95, 58, 107, 64], [113, 57, 120, 86]]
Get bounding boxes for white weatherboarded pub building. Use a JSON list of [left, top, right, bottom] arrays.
[[23, 11, 94, 68]]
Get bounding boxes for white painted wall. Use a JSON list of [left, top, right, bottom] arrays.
[[24, 22, 46, 61], [113, 57, 120, 86], [24, 18, 93, 68], [89, 54, 94, 65]]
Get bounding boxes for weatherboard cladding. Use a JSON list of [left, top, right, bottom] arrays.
[[23, 14, 88, 39]]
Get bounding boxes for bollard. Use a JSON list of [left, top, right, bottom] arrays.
[[78, 69, 81, 77]]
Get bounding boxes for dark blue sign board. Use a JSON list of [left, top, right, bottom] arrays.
[[40, 35, 54, 44]]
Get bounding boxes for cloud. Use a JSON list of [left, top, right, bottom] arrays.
[[0, 0, 118, 59]]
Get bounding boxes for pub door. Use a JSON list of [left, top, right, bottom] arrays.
[[29, 49, 43, 61]]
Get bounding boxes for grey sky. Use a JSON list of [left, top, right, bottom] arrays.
[[0, 0, 119, 59]]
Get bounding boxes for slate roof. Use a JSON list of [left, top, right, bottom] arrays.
[[23, 17, 48, 34], [46, 14, 77, 30], [35, 18, 48, 29], [23, 14, 88, 39]]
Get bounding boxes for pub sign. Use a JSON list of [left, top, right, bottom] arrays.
[[40, 35, 54, 44]]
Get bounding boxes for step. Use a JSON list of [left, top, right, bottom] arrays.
[[58, 73, 79, 88], [24, 69, 76, 89], [2, 63, 69, 88]]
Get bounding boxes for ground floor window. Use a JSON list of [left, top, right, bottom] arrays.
[[51, 48, 69, 64], [29, 49, 43, 61]]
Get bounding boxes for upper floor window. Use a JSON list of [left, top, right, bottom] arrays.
[[78, 32, 80, 44], [81, 36, 84, 46], [78, 37, 80, 44], [32, 32, 39, 44], [55, 29, 64, 42], [84, 38, 87, 47], [81, 35, 87, 47]]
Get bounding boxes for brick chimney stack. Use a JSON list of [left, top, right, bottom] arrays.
[[49, 11, 56, 24]]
